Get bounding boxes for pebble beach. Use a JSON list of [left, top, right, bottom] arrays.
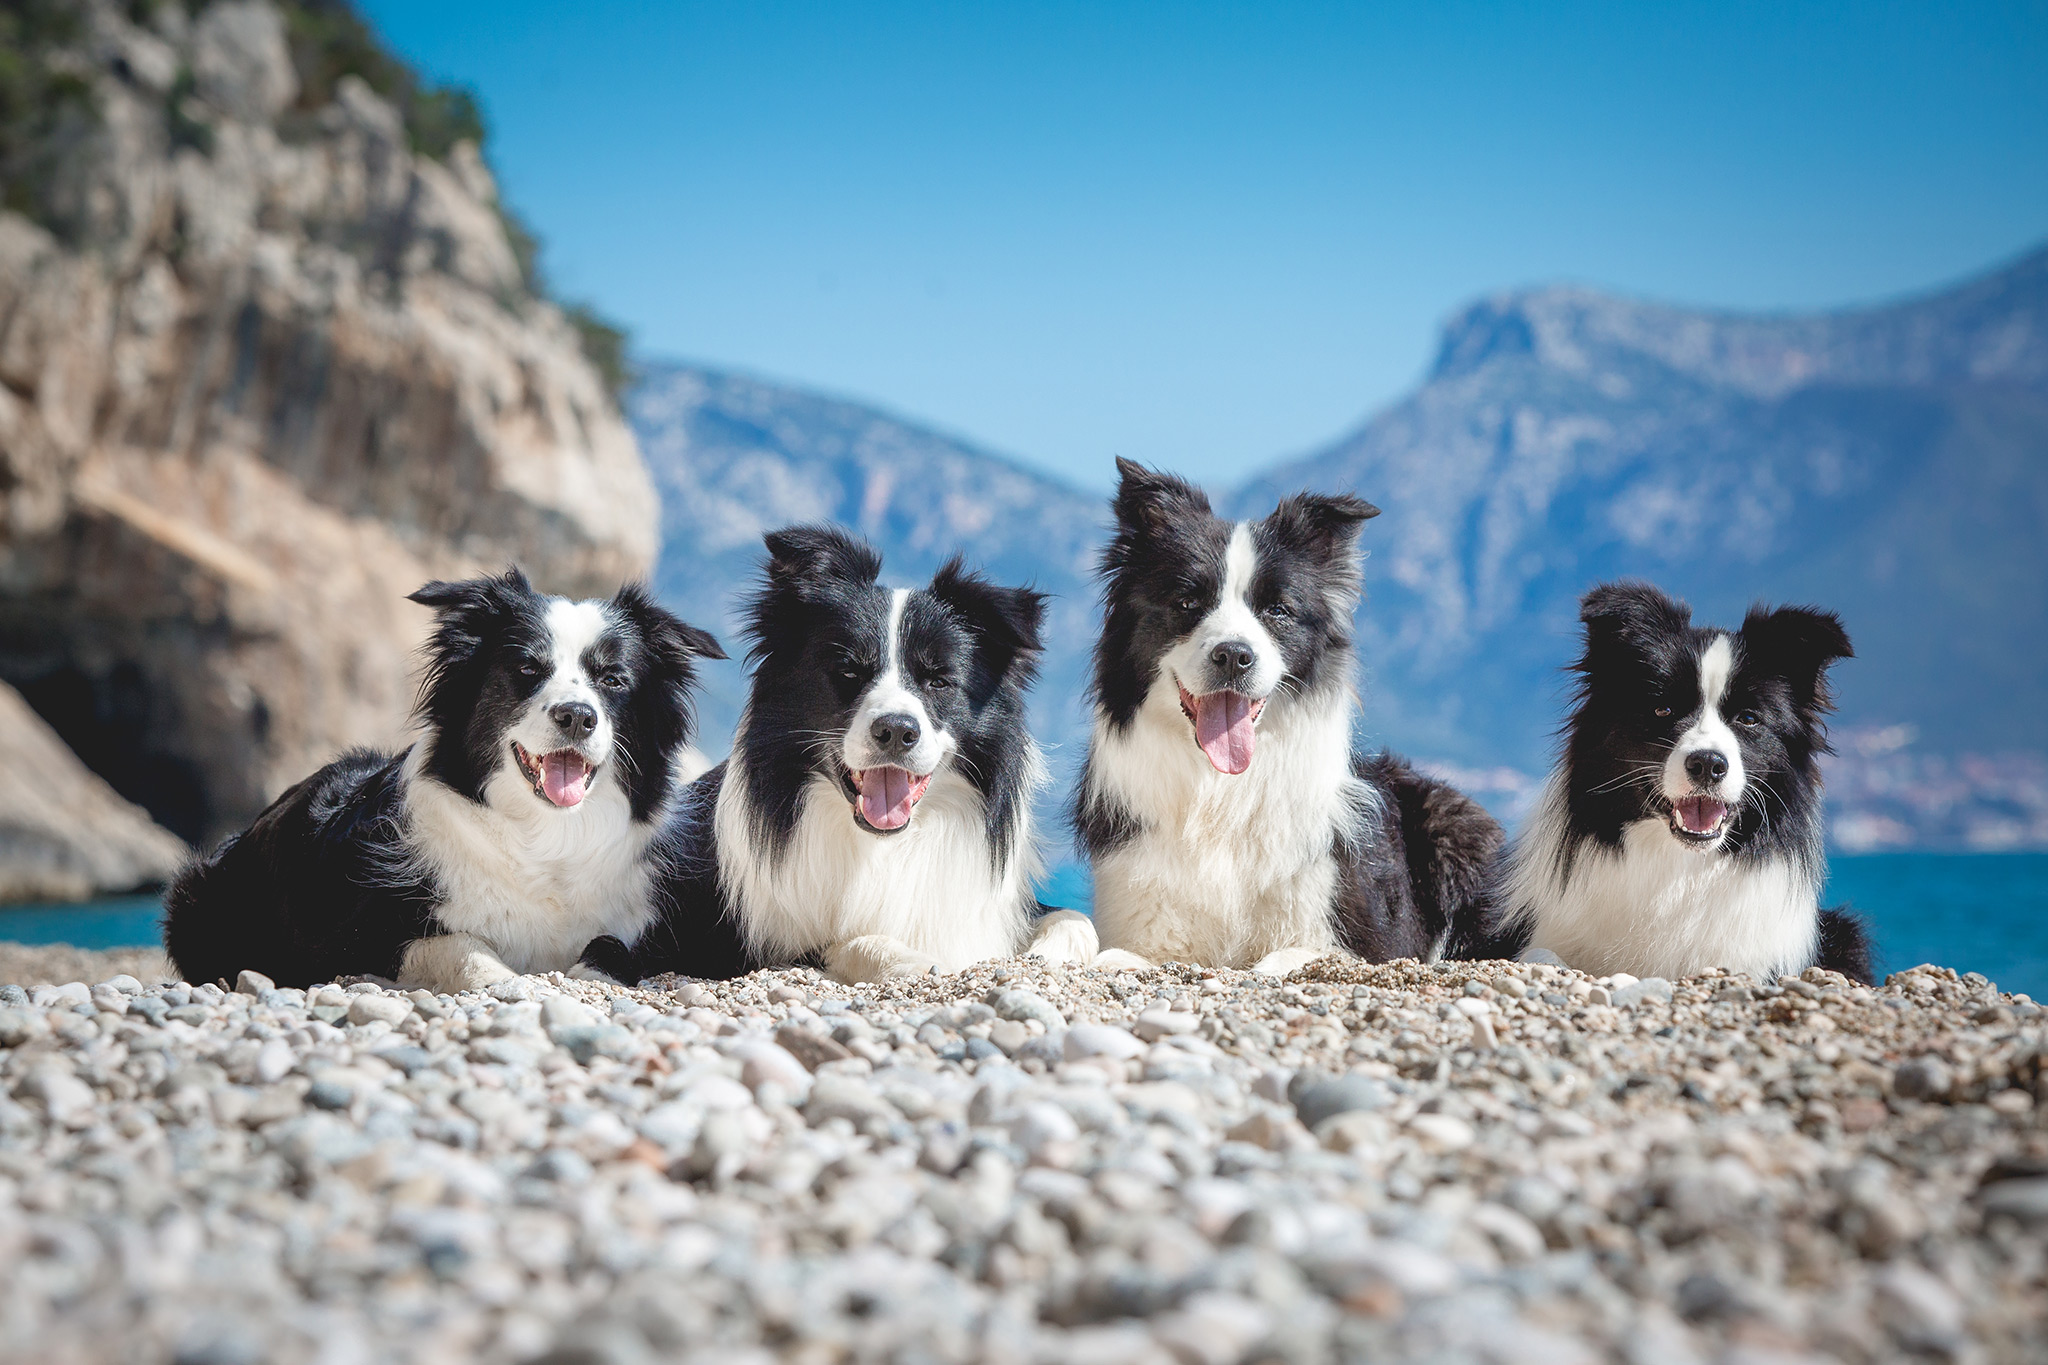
[[1, 947, 2044, 1364]]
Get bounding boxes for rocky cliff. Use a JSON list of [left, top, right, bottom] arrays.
[[0, 0, 655, 850], [0, 678, 184, 900]]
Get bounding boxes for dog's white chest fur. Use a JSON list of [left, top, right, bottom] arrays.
[[1087, 678, 1365, 968], [716, 758, 1037, 973], [1506, 780, 1819, 981], [400, 749, 661, 975]]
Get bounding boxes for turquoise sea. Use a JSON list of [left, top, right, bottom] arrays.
[[4, 853, 2044, 1000]]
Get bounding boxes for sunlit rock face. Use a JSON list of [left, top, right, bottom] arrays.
[[0, 0, 655, 845]]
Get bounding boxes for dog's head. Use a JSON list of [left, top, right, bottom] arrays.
[[408, 569, 725, 821], [1570, 581, 1851, 850], [1095, 457, 1378, 773], [744, 525, 1044, 835]]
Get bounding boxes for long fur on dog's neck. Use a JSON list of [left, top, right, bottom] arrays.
[[1083, 663, 1378, 967], [1498, 771, 1826, 982], [713, 705, 1044, 970], [394, 742, 670, 974]]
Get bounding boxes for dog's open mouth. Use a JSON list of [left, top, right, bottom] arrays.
[[512, 741, 598, 809], [848, 765, 932, 833], [1177, 682, 1266, 775], [1670, 795, 1731, 842]]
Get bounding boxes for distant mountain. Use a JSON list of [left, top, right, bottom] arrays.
[[628, 363, 1106, 779], [633, 243, 2048, 852], [1237, 243, 2048, 845]]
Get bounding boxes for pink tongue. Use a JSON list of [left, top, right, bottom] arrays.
[[1678, 796, 1726, 832], [860, 767, 915, 830], [541, 752, 591, 808], [1193, 691, 1257, 774]]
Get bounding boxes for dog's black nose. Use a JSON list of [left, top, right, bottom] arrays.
[[870, 713, 922, 754], [1210, 640, 1256, 675], [550, 700, 598, 740], [1685, 750, 1729, 785]]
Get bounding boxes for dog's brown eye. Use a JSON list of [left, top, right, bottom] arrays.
[[925, 675, 950, 691], [520, 661, 543, 678], [1653, 706, 1672, 718], [1263, 603, 1292, 620], [1176, 596, 1200, 613], [599, 673, 627, 690], [1733, 710, 1761, 726]]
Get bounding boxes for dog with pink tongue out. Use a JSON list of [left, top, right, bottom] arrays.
[[578, 525, 1099, 986], [1074, 459, 1502, 974]]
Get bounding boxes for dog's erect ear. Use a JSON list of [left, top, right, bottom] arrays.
[[1740, 604, 1853, 715], [760, 524, 883, 599], [1112, 457, 1212, 538], [930, 557, 1047, 693], [611, 582, 727, 663]]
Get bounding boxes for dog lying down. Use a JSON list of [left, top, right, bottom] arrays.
[[580, 526, 1097, 986], [164, 569, 724, 993]]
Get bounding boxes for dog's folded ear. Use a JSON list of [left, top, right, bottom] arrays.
[[932, 559, 1046, 697], [930, 558, 1047, 668], [610, 583, 726, 662], [1578, 581, 1691, 657], [1740, 604, 1854, 715], [407, 566, 532, 613], [761, 525, 883, 599], [1270, 490, 1381, 547], [1112, 457, 1212, 537]]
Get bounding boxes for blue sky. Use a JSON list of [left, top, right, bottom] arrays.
[[361, 0, 2048, 490]]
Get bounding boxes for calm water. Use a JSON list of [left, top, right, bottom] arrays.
[[5, 854, 2044, 999]]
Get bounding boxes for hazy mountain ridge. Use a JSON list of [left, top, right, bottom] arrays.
[[635, 245, 2048, 851]]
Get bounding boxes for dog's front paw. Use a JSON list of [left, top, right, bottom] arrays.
[[1091, 948, 1155, 972], [566, 962, 624, 986], [1023, 910, 1099, 966], [399, 935, 519, 994], [825, 935, 941, 984], [1250, 947, 1331, 977]]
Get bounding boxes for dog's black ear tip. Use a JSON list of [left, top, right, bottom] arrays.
[[407, 579, 465, 609]]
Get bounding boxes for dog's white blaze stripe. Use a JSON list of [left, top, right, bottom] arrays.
[[887, 590, 910, 684], [1663, 633, 1745, 801], [842, 587, 948, 777], [545, 599, 611, 681], [1223, 522, 1257, 607], [1161, 521, 1284, 702]]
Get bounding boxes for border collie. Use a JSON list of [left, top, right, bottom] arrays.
[[164, 569, 723, 992], [1072, 459, 1502, 974], [1456, 581, 1873, 983], [580, 525, 1097, 984]]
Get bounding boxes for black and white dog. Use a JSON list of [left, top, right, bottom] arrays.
[[581, 525, 1097, 984], [164, 569, 723, 992], [1457, 581, 1873, 983], [1073, 459, 1502, 974]]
